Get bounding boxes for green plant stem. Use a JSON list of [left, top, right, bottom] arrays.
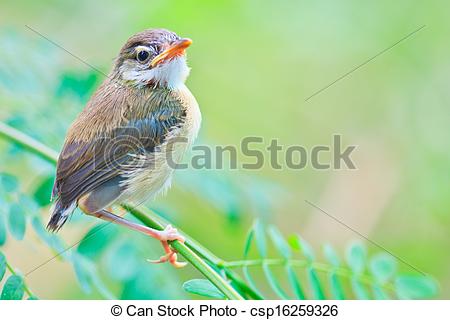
[[122, 205, 243, 300], [222, 269, 265, 300], [0, 121, 244, 300], [6, 261, 34, 298], [123, 204, 223, 265], [0, 122, 59, 163], [222, 258, 396, 292], [124, 205, 262, 299], [0, 121, 399, 299]]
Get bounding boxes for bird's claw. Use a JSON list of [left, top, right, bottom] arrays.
[[147, 252, 173, 264], [147, 251, 187, 268], [147, 238, 187, 268], [168, 252, 188, 268], [157, 224, 185, 243]]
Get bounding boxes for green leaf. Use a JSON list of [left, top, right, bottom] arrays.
[[268, 225, 291, 259], [288, 235, 315, 260], [89, 270, 116, 299], [287, 234, 301, 251], [56, 71, 98, 101], [372, 285, 389, 299], [0, 252, 6, 281], [72, 253, 114, 299], [104, 239, 139, 281], [345, 242, 366, 274], [329, 273, 345, 299], [8, 204, 26, 240], [300, 237, 315, 261], [183, 279, 225, 299], [287, 266, 305, 299], [17, 194, 39, 213], [77, 223, 118, 260], [243, 266, 265, 299], [0, 173, 18, 193], [1, 275, 24, 300], [323, 244, 345, 299], [253, 220, 267, 258], [31, 216, 65, 253], [0, 193, 7, 211], [33, 175, 54, 207], [0, 214, 6, 246], [369, 253, 397, 284], [351, 278, 370, 299], [243, 229, 254, 258], [72, 255, 92, 294], [323, 244, 340, 267], [395, 275, 438, 299], [263, 263, 289, 299], [308, 267, 325, 299]]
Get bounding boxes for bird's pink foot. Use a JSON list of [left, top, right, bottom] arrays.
[[147, 239, 187, 268], [155, 224, 185, 243], [147, 250, 174, 264]]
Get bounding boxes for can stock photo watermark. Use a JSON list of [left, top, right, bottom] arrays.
[[93, 132, 358, 172]]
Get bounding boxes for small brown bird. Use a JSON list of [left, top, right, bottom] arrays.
[[49, 29, 201, 267]]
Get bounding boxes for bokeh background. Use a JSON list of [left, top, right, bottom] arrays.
[[0, 0, 448, 299]]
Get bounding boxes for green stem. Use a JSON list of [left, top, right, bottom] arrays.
[[222, 269, 265, 300], [6, 261, 35, 298], [123, 205, 242, 300], [0, 121, 243, 300], [0, 122, 59, 163], [222, 258, 396, 292], [124, 204, 223, 266]]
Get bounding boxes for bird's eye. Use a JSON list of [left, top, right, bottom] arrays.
[[136, 49, 150, 63]]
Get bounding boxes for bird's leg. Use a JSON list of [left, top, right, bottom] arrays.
[[87, 209, 184, 242], [147, 240, 187, 268], [83, 209, 186, 266]]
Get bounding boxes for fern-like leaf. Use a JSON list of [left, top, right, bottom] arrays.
[[219, 222, 438, 300]]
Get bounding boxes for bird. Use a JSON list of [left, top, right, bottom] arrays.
[[48, 29, 201, 268]]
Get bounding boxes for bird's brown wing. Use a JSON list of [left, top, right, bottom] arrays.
[[52, 107, 186, 211]]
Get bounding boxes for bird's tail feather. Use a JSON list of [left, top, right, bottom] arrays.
[[47, 200, 76, 232]]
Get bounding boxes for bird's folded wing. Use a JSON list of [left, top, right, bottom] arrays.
[[52, 108, 185, 208]]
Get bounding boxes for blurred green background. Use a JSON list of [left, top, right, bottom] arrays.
[[0, 0, 448, 299]]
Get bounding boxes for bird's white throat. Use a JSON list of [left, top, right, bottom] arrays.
[[121, 57, 190, 89]]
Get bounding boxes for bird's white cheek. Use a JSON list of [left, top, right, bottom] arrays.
[[121, 69, 154, 84], [121, 57, 190, 89]]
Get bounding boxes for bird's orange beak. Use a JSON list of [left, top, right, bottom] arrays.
[[150, 38, 192, 68]]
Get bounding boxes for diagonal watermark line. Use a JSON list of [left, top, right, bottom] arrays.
[[23, 24, 427, 280], [25, 25, 111, 79], [24, 220, 116, 277], [22, 26, 173, 277], [24, 203, 149, 277], [304, 199, 426, 276], [304, 25, 426, 102], [22, 25, 124, 277]]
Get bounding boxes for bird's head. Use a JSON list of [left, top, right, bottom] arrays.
[[115, 29, 192, 89]]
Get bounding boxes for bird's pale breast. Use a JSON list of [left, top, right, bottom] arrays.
[[117, 84, 201, 206]]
